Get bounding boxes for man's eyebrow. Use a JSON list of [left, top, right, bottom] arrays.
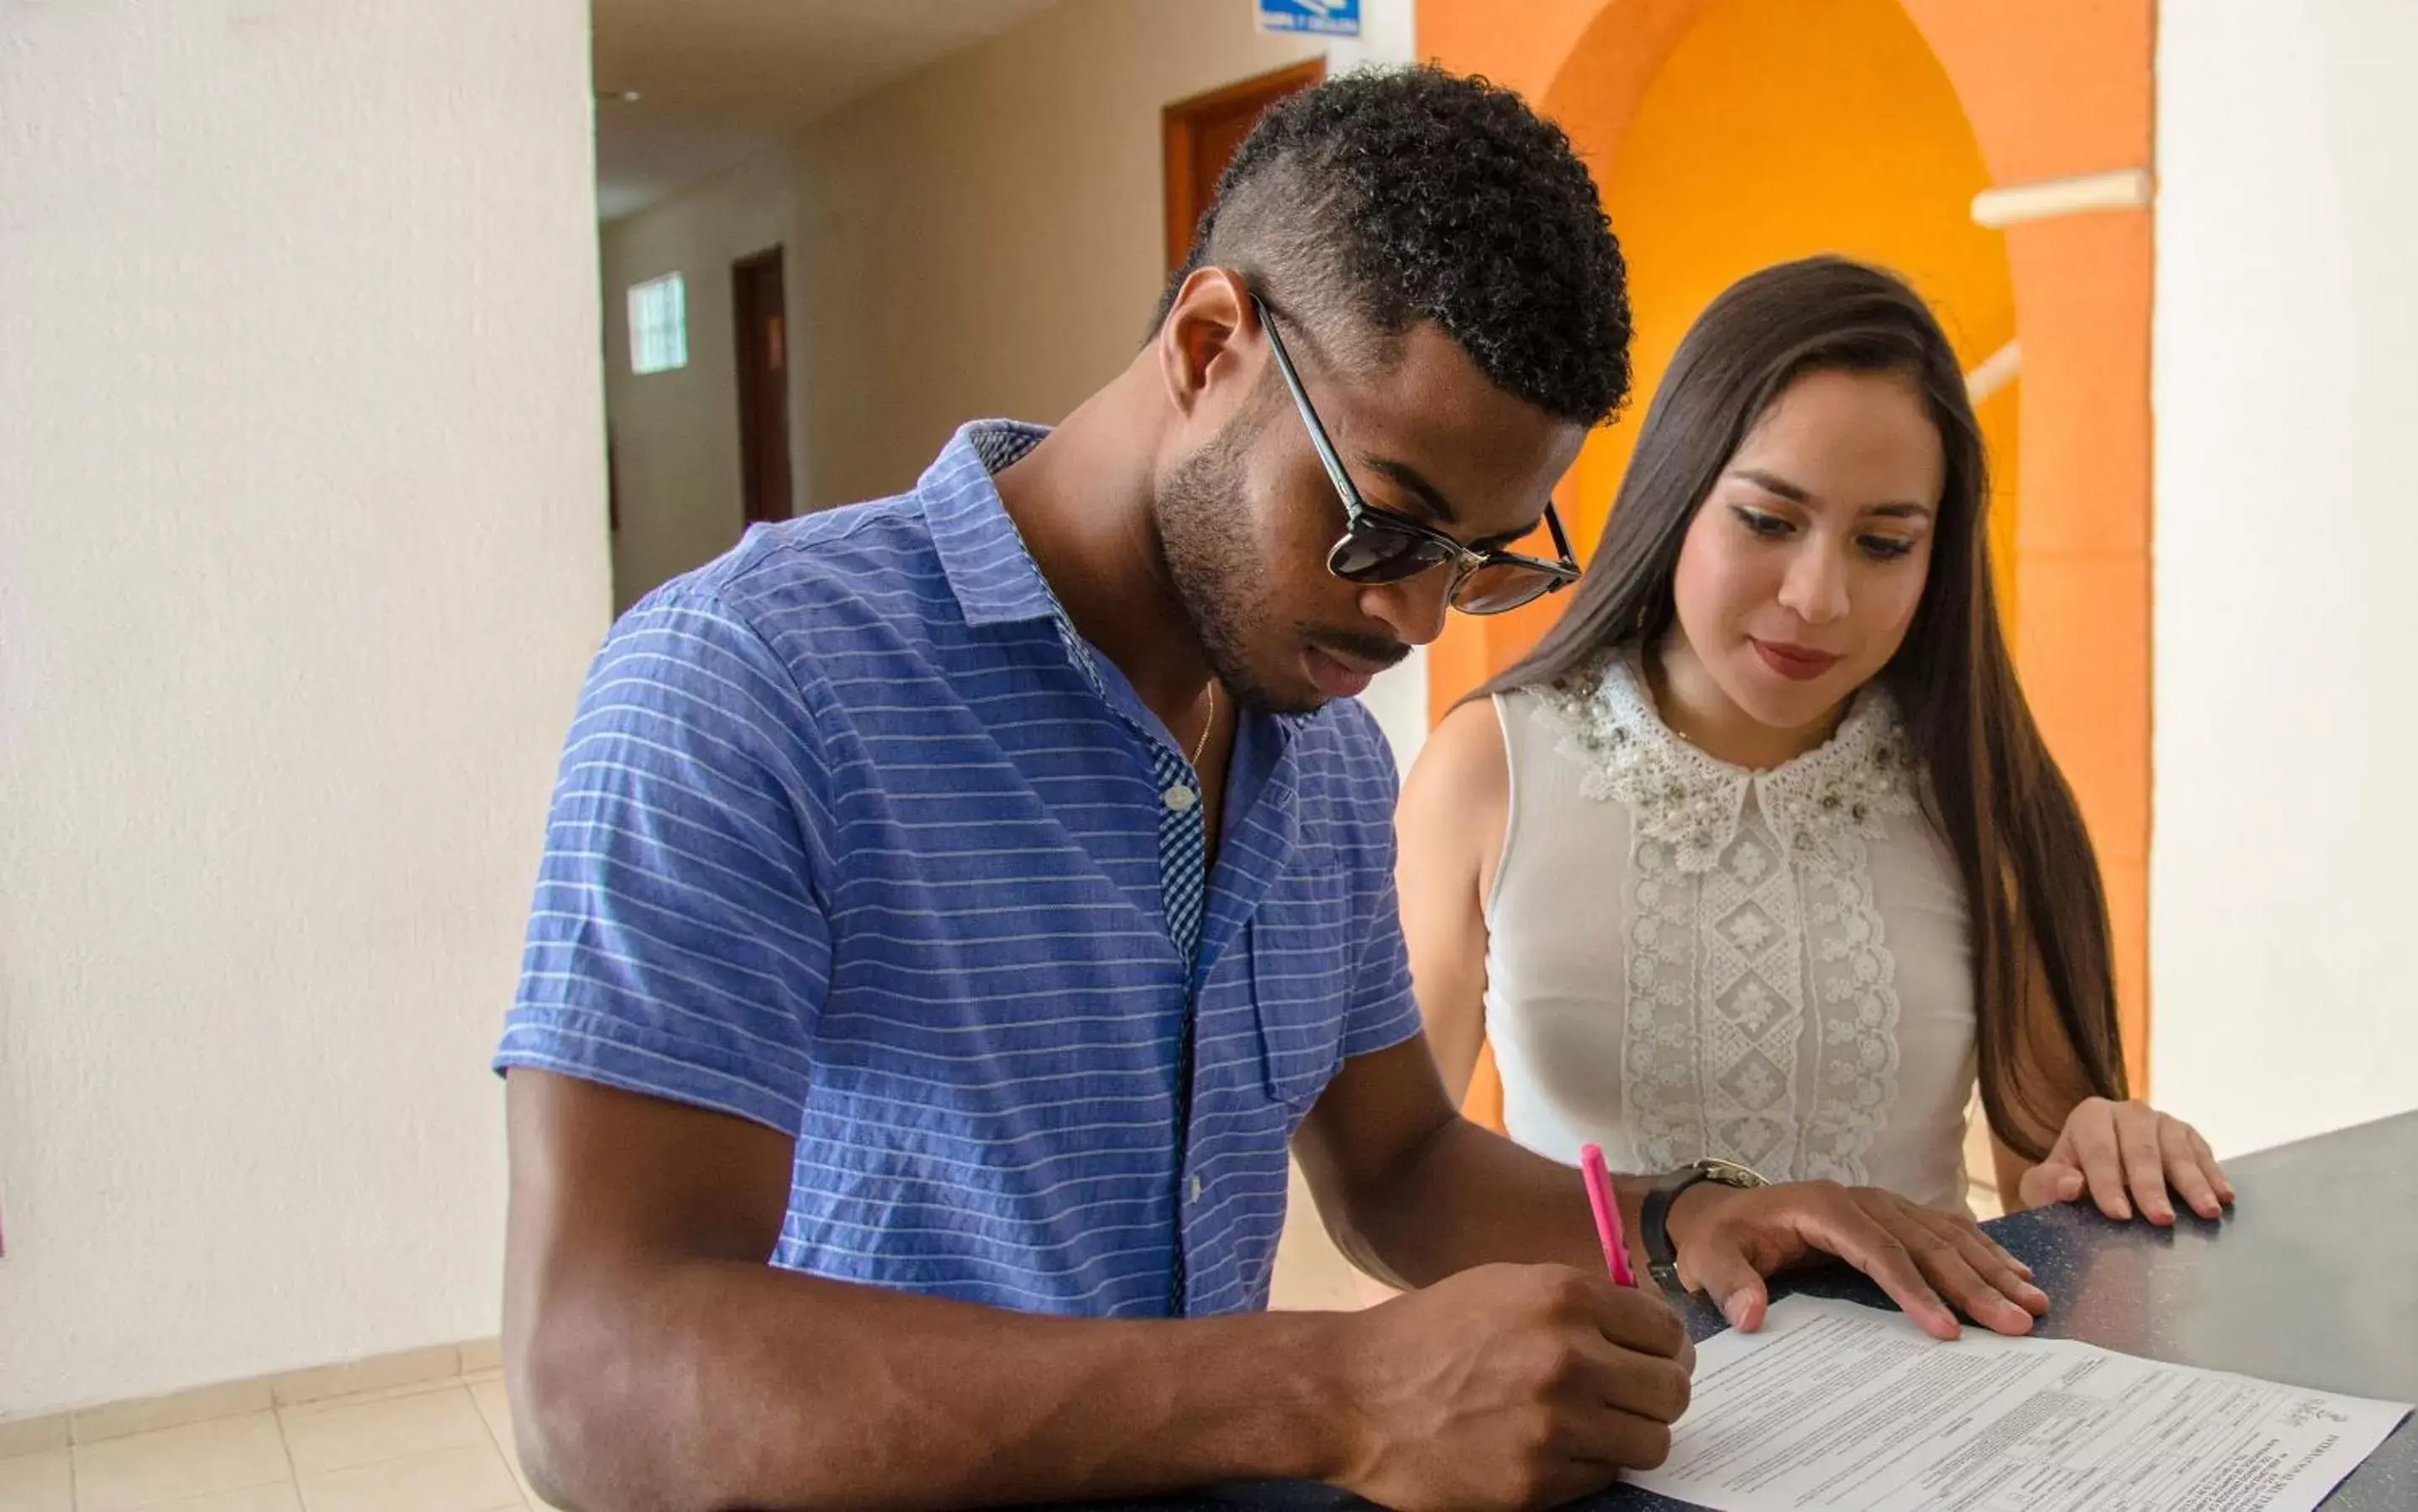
[[1357, 454, 1460, 526]]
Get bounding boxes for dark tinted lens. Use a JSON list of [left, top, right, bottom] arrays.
[[1328, 518, 1457, 584], [1450, 560, 1562, 615]]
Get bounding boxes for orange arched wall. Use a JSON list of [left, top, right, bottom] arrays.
[[1558, 0, 2023, 621], [1421, 0, 2155, 1111]]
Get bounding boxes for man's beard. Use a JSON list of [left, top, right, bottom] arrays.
[[1153, 413, 1326, 715]]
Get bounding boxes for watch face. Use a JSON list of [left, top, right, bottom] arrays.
[[1701, 1158, 1772, 1189]]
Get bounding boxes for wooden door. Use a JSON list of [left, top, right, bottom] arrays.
[[731, 247, 791, 524], [1162, 59, 1326, 272]]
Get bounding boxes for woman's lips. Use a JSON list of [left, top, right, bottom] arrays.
[[1751, 638, 1842, 682]]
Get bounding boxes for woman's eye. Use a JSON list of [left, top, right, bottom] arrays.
[[1732, 507, 1791, 538], [1860, 535, 1917, 561]]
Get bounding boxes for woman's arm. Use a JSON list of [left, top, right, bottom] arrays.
[[1395, 696, 1512, 1104]]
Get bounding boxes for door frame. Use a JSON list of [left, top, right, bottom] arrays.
[[1162, 58, 1327, 272], [730, 244, 791, 525]]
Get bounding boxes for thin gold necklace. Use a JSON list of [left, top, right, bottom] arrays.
[[1188, 682, 1217, 769]]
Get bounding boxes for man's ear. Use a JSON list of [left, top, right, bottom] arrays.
[[1157, 267, 1255, 423]]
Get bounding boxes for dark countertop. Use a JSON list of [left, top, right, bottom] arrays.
[[1059, 1110, 2418, 1511]]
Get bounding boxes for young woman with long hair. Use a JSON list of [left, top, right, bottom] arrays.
[[1399, 257, 2229, 1247]]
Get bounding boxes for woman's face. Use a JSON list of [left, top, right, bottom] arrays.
[[1669, 367, 1946, 738]]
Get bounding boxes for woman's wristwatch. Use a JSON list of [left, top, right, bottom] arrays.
[[1641, 1158, 1772, 1292]]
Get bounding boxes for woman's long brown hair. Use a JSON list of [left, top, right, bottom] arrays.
[[1481, 255, 2124, 1159]]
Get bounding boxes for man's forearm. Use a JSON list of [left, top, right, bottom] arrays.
[[1328, 1115, 1658, 1289], [514, 1256, 1352, 1511]]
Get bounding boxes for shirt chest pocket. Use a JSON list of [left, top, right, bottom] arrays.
[[1247, 866, 1353, 1114]]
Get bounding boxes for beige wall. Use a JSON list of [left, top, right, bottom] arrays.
[[786, 0, 1340, 508], [0, 0, 610, 1415]]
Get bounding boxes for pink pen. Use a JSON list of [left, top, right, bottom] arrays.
[[1580, 1143, 1636, 1287]]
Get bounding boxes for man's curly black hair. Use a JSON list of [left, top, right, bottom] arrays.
[[1152, 65, 1631, 428]]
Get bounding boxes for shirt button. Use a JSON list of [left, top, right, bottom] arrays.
[[1189, 1173, 1203, 1204], [1163, 784, 1198, 812]]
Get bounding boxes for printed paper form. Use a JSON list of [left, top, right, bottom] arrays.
[[1626, 1295, 2410, 1512]]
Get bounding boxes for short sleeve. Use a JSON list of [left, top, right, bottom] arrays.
[[496, 590, 830, 1135]]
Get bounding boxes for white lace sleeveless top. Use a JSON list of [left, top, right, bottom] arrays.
[[1483, 657, 1978, 1211]]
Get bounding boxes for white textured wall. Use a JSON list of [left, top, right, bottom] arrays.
[[2153, 1, 2418, 1156], [0, 0, 610, 1415], [599, 0, 1427, 755]]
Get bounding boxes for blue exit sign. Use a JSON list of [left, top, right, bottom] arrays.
[[1256, 0, 1361, 39]]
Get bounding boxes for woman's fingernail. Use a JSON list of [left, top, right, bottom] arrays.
[[2113, 1199, 2132, 1219]]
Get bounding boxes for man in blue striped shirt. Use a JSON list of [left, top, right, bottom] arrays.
[[499, 68, 2044, 1512]]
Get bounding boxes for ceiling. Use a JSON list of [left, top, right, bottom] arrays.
[[591, 0, 1060, 221]]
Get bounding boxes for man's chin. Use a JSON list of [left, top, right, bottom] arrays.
[[1232, 682, 1329, 718], [1213, 659, 1328, 718], [1257, 689, 1330, 717]]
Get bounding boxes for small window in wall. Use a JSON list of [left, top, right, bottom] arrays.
[[628, 273, 688, 375]]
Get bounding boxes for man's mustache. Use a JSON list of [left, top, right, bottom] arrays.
[[1307, 628, 1411, 670]]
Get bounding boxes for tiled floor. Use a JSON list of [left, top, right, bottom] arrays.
[[0, 1373, 541, 1512]]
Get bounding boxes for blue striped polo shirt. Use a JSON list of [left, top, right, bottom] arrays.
[[497, 421, 1422, 1318]]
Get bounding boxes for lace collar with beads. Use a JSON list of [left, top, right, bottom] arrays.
[[1535, 653, 1922, 874]]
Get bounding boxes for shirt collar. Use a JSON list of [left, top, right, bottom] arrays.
[[919, 420, 1060, 628]]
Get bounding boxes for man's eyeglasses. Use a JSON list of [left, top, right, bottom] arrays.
[[1254, 295, 1582, 617]]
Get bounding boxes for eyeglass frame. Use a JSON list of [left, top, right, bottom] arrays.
[[1250, 293, 1583, 616]]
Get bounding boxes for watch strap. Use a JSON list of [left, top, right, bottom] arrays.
[[1641, 1164, 1715, 1292]]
